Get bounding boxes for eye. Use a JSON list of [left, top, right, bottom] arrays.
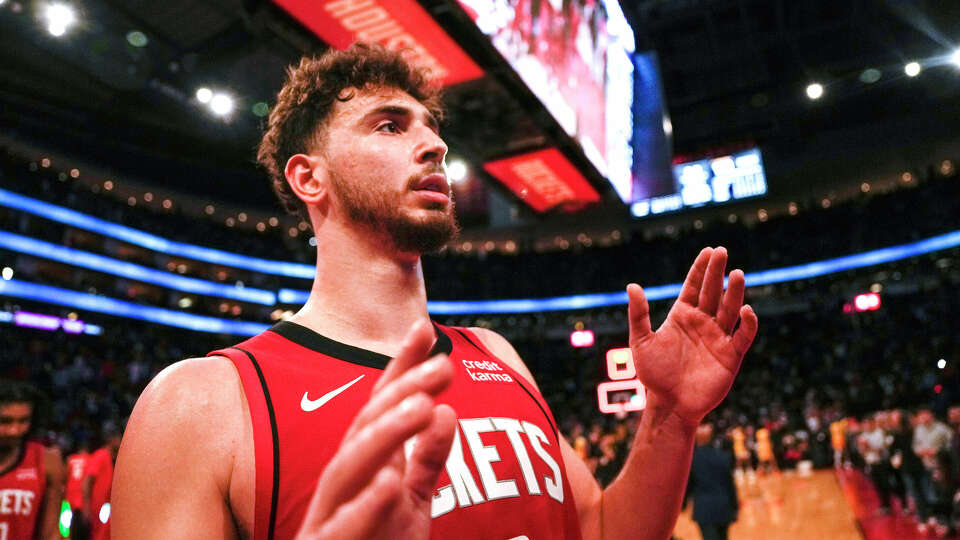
[[376, 120, 401, 134]]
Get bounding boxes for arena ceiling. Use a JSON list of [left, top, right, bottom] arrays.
[[1, 0, 959, 220]]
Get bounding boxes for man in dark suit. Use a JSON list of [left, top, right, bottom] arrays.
[[686, 422, 739, 540]]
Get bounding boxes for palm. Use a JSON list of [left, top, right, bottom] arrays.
[[628, 247, 758, 425]]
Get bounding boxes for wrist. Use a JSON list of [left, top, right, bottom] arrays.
[[642, 397, 700, 435], [645, 394, 702, 431]]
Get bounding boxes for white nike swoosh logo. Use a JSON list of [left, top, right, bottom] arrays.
[[301, 374, 366, 412]]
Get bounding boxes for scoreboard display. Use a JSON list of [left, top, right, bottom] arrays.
[[631, 148, 768, 218]]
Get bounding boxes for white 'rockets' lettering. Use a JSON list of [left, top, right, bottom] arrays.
[[0, 489, 35, 516], [460, 418, 520, 501], [432, 430, 486, 518], [492, 417, 541, 496], [522, 421, 564, 503], [430, 416, 564, 518]]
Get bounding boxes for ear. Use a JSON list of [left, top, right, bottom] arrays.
[[284, 153, 328, 207]]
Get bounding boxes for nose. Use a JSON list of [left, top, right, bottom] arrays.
[[414, 127, 447, 166]]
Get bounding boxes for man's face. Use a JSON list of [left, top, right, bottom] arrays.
[[318, 86, 458, 253], [0, 402, 32, 449], [948, 407, 960, 426]]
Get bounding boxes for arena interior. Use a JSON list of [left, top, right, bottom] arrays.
[[1, 0, 959, 538]]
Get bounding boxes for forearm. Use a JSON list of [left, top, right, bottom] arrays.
[[600, 405, 697, 540]]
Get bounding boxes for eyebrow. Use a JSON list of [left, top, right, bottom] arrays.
[[364, 104, 439, 132]]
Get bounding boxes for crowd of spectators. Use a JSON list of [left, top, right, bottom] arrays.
[[1, 144, 959, 535], [1, 145, 958, 309]]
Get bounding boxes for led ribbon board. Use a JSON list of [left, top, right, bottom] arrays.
[[482, 148, 601, 212], [272, 0, 484, 86], [0, 187, 314, 278], [0, 230, 276, 305]]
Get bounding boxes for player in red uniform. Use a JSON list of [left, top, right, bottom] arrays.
[[113, 44, 758, 539], [64, 439, 90, 540], [0, 380, 65, 540], [82, 426, 121, 540]]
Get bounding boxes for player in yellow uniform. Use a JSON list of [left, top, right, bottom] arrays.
[[830, 418, 848, 469], [730, 425, 752, 482], [756, 427, 778, 474]]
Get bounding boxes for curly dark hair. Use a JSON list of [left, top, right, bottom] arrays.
[[257, 43, 445, 224]]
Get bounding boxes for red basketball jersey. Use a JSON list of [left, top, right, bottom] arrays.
[[65, 451, 89, 509], [0, 441, 47, 539], [210, 321, 582, 540], [86, 448, 114, 540]]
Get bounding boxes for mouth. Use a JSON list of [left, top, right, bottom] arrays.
[[413, 173, 449, 196]]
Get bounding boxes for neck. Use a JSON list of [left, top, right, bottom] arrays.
[[291, 218, 431, 357]]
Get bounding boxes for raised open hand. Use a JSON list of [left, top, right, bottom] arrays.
[[628, 247, 758, 426], [295, 321, 457, 539]]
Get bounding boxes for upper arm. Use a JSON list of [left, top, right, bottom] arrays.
[[469, 328, 603, 537], [112, 357, 243, 540]]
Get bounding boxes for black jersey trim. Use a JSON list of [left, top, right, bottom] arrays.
[[268, 320, 453, 370], [453, 328, 560, 439], [233, 347, 279, 540], [513, 377, 559, 439], [453, 327, 487, 356]]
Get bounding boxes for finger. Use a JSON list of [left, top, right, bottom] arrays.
[[732, 305, 758, 358], [374, 320, 436, 393], [716, 269, 745, 334], [311, 392, 435, 519], [697, 247, 727, 316], [404, 404, 457, 502], [345, 354, 453, 440], [626, 283, 652, 342], [678, 247, 713, 306], [308, 468, 403, 539]]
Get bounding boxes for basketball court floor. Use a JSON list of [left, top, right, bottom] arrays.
[[671, 467, 960, 540]]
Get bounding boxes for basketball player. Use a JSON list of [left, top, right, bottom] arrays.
[[0, 379, 65, 539], [83, 425, 122, 540], [65, 437, 91, 539], [113, 44, 758, 539]]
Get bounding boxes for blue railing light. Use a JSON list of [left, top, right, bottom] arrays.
[[0, 279, 269, 336], [0, 187, 315, 279], [0, 230, 277, 305], [275, 229, 960, 314]]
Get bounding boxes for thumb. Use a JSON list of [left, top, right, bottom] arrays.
[[627, 283, 653, 342]]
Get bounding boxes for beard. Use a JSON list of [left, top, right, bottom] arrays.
[[328, 168, 460, 253]]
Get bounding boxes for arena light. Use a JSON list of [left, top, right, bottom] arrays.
[[0, 230, 277, 305], [806, 83, 824, 100], [938, 358, 946, 369], [447, 159, 468, 183], [0, 188, 315, 278], [605, 348, 636, 380], [209, 93, 234, 116], [953, 49, 960, 68], [569, 329, 595, 348], [904, 62, 921, 77], [195, 87, 213, 104], [853, 292, 881, 312], [0, 279, 269, 336], [45, 3, 76, 37], [1, 267, 12, 280]]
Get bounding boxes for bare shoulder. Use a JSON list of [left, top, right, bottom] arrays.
[[117, 355, 245, 491], [467, 327, 541, 393], [113, 355, 248, 538]]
